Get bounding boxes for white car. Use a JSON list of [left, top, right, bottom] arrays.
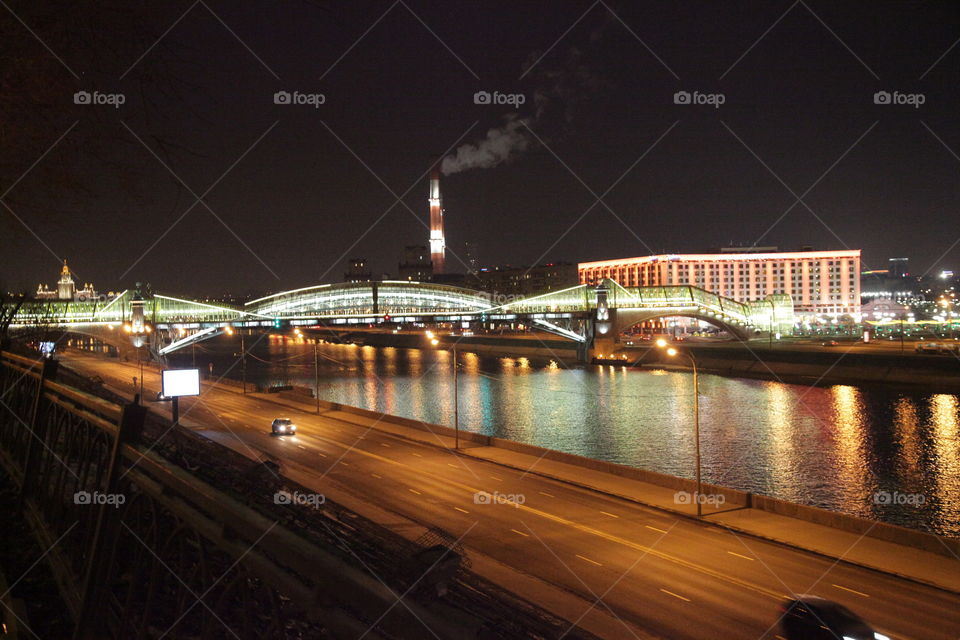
[[271, 418, 297, 435]]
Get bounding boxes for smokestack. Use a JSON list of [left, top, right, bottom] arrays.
[[428, 165, 445, 274]]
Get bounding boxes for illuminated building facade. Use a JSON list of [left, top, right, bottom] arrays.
[[36, 260, 98, 301], [579, 249, 861, 317]]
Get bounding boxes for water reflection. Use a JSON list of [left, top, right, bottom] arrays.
[[169, 338, 960, 536]]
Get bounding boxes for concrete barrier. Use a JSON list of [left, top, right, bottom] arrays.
[[751, 494, 960, 558], [486, 436, 751, 506]]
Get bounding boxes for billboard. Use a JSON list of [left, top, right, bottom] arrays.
[[161, 369, 200, 398]]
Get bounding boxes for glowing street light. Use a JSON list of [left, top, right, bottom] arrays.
[[657, 340, 703, 517]]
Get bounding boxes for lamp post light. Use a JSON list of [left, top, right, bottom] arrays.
[[656, 338, 702, 517], [314, 340, 320, 415], [430, 337, 459, 450]]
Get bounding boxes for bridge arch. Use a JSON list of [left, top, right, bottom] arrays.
[[245, 281, 493, 318], [613, 309, 753, 341]]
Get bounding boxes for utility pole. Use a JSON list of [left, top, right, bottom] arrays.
[[314, 341, 320, 414]]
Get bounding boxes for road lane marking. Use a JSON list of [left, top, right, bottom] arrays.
[[511, 528, 529, 537], [832, 584, 869, 598], [211, 409, 790, 602], [381, 443, 392, 448], [490, 475, 503, 481], [454, 507, 469, 514], [297, 445, 307, 450], [599, 511, 619, 518], [727, 551, 754, 561], [645, 525, 668, 534], [447, 463, 459, 468], [412, 452, 422, 457], [538, 491, 555, 498], [316, 452, 327, 457], [408, 489, 422, 495], [659, 589, 690, 602], [576, 554, 602, 566], [371, 473, 382, 479]]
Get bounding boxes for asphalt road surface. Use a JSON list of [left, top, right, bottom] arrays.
[[62, 351, 960, 640]]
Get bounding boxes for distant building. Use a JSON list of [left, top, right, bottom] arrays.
[[471, 262, 579, 297], [579, 249, 861, 317], [861, 297, 910, 321], [397, 245, 432, 282], [888, 257, 909, 278], [36, 260, 98, 300], [344, 258, 373, 283]]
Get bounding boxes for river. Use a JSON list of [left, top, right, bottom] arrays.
[[163, 334, 960, 537]]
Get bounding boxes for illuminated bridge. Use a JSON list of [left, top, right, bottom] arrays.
[[5, 280, 793, 361]]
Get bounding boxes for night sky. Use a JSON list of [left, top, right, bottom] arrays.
[[2, 1, 959, 297]]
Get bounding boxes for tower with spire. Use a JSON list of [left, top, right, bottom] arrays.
[[56, 259, 76, 299]]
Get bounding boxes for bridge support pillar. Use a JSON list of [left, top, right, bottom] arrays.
[[581, 283, 620, 363]]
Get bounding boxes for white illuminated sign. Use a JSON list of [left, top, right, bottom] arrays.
[[162, 369, 200, 397]]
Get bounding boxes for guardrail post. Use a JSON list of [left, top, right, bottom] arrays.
[[18, 357, 59, 503], [72, 402, 146, 640]]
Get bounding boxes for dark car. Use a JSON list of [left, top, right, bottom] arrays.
[[822, 340, 840, 347], [271, 418, 297, 436], [779, 596, 889, 640]]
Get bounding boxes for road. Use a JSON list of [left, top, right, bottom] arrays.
[[62, 351, 960, 640]]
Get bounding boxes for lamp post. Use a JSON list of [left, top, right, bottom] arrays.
[[453, 345, 459, 450], [314, 340, 320, 415], [656, 339, 702, 517], [768, 298, 776, 349], [430, 336, 459, 450]]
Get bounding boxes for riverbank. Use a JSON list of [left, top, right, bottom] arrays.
[[641, 343, 960, 392], [331, 328, 580, 361]]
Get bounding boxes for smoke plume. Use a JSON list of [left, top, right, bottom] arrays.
[[441, 114, 531, 175]]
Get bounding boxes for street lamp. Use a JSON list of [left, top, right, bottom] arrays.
[[429, 338, 459, 450], [656, 339, 703, 517]]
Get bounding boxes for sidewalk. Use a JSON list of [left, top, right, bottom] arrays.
[[249, 389, 960, 595]]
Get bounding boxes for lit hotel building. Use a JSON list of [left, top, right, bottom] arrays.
[[579, 249, 861, 317]]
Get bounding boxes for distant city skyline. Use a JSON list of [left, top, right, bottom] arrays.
[[3, 2, 959, 297]]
